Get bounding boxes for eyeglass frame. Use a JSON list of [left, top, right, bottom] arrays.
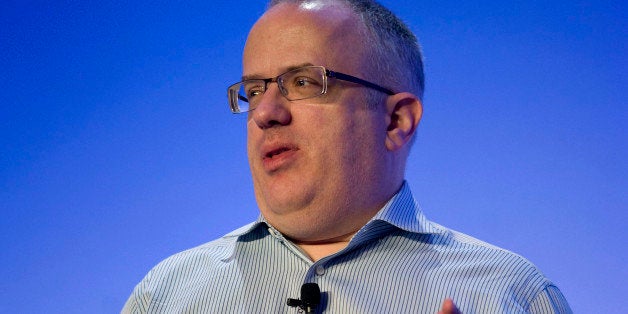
[[227, 65, 395, 113]]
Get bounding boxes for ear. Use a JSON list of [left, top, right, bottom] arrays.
[[384, 92, 423, 151]]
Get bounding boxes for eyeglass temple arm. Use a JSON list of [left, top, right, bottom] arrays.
[[326, 70, 395, 95]]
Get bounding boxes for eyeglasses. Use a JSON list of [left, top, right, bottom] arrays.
[[227, 65, 395, 113]]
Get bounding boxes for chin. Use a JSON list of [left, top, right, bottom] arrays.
[[257, 177, 317, 209]]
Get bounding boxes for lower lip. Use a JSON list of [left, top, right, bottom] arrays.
[[262, 149, 298, 172]]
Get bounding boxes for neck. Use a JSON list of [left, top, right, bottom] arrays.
[[289, 231, 356, 262]]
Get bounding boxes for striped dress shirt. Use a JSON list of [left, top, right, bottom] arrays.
[[123, 181, 572, 313]]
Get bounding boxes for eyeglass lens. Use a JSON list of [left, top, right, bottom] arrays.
[[231, 66, 327, 113]]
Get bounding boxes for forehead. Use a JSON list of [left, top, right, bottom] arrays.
[[242, 2, 369, 77]]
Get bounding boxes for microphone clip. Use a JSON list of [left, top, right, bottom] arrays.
[[286, 298, 317, 313], [287, 283, 320, 313]]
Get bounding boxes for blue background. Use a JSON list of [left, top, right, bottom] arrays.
[[1, 0, 625, 312]]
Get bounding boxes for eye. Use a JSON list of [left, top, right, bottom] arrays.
[[243, 82, 265, 100], [248, 88, 263, 98], [294, 76, 311, 87], [292, 76, 320, 88]]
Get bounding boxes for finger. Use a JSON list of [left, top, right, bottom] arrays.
[[438, 298, 460, 314]]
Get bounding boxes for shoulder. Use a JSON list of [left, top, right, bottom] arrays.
[[145, 221, 259, 280], [123, 222, 261, 312], [435, 223, 546, 276], [429, 224, 561, 309]]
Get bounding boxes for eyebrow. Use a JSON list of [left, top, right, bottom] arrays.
[[241, 63, 315, 81]]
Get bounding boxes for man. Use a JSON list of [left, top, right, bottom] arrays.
[[123, 0, 572, 313]]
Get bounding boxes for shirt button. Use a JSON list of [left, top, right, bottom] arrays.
[[315, 265, 325, 276]]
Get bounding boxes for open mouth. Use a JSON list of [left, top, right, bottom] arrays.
[[265, 147, 292, 159], [260, 144, 299, 171]]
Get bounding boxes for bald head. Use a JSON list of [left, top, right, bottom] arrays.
[[245, 2, 372, 82], [267, 0, 424, 100]]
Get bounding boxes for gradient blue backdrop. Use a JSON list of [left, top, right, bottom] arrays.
[[1, 0, 625, 312]]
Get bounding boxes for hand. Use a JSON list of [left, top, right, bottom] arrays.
[[438, 298, 460, 314]]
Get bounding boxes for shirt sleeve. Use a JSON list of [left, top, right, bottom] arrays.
[[121, 296, 137, 314], [121, 285, 145, 314], [528, 284, 572, 314], [121, 275, 153, 314]]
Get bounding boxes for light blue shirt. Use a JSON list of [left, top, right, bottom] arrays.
[[123, 182, 571, 313]]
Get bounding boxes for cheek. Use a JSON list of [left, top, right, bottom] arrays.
[[319, 113, 376, 164], [246, 127, 263, 169], [345, 114, 387, 163]]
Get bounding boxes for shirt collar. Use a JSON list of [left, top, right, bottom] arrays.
[[369, 180, 444, 235], [222, 219, 267, 239]]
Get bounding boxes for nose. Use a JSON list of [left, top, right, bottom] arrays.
[[250, 82, 292, 129]]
